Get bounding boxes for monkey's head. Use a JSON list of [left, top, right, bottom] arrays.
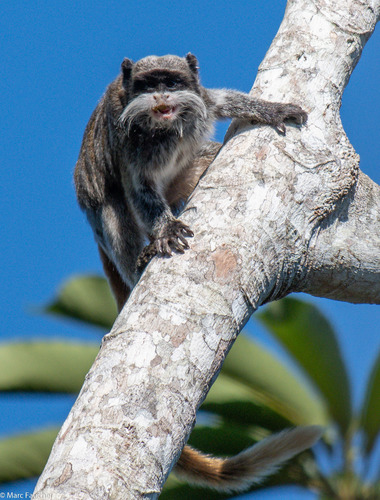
[[118, 54, 208, 136]]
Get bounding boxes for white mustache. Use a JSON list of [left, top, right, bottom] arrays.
[[118, 90, 208, 137]]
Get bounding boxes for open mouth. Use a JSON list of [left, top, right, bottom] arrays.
[[152, 104, 176, 119]]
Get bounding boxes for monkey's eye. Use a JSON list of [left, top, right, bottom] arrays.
[[164, 77, 184, 90], [165, 79, 177, 88], [133, 77, 157, 93]]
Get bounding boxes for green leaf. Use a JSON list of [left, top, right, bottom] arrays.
[[220, 334, 329, 427], [0, 342, 98, 392], [256, 297, 351, 433], [202, 372, 291, 430], [188, 423, 257, 456], [360, 351, 380, 453], [0, 428, 58, 482], [45, 275, 117, 330]]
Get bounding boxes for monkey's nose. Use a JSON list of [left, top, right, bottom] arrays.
[[153, 93, 170, 102]]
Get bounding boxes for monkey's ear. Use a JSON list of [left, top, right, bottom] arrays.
[[185, 53, 199, 75], [121, 58, 134, 82]]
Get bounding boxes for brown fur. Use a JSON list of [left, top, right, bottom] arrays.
[[98, 246, 130, 310], [95, 141, 222, 306], [165, 141, 221, 208], [175, 427, 322, 492]]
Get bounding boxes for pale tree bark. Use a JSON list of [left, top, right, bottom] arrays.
[[33, 0, 380, 498]]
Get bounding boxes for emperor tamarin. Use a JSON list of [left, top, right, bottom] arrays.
[[74, 54, 317, 491]]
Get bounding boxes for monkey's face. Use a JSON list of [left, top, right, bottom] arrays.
[[119, 69, 207, 136]]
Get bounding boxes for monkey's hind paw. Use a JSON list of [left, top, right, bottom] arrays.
[[156, 219, 194, 257]]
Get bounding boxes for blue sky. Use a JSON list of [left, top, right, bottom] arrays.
[[0, 1, 379, 498]]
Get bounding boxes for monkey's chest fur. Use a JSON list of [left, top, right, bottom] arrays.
[[120, 121, 210, 201]]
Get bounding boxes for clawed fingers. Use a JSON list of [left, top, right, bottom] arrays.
[[177, 233, 190, 247], [293, 110, 308, 124], [286, 105, 308, 124], [181, 226, 194, 237], [136, 243, 157, 273], [152, 219, 194, 258], [274, 105, 307, 134], [276, 122, 286, 135]]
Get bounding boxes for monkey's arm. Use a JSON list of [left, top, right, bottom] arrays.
[[136, 142, 222, 272], [206, 89, 307, 133], [130, 179, 194, 257]]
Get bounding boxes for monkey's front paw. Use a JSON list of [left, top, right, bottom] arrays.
[[135, 220, 193, 273], [155, 219, 194, 257], [274, 103, 308, 134], [283, 103, 308, 124]]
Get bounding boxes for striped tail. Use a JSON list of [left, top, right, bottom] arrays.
[[175, 426, 322, 493]]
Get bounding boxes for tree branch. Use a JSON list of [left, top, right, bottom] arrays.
[[300, 171, 380, 302], [33, 0, 379, 498]]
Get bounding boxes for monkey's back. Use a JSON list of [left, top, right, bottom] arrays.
[[74, 76, 126, 211]]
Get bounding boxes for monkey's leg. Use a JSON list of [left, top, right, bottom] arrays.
[[85, 196, 144, 310], [98, 245, 130, 312]]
